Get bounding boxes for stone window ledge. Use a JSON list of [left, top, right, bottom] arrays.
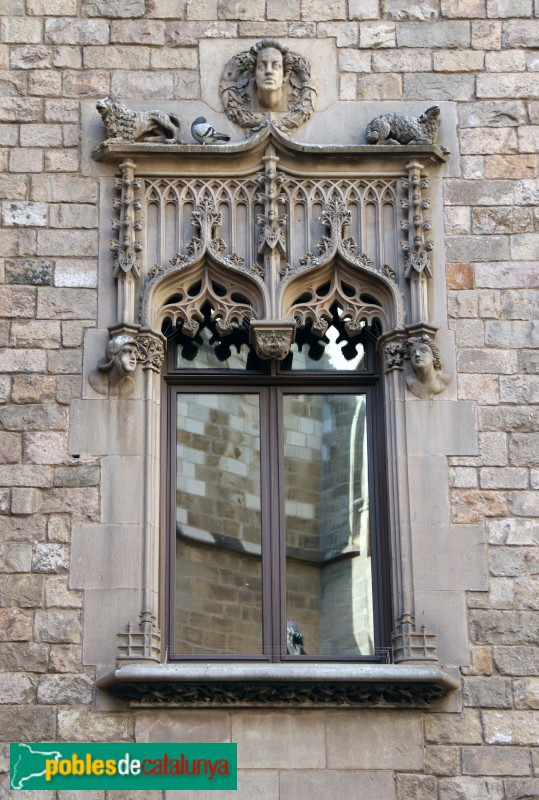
[[96, 662, 459, 708]]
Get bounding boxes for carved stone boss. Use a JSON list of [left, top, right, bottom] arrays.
[[96, 121, 451, 670]]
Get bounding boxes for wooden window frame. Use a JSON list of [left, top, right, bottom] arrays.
[[164, 329, 392, 664]]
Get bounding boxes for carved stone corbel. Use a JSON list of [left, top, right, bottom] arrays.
[[249, 320, 296, 360]]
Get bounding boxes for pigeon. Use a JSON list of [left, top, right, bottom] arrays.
[[191, 116, 231, 145]]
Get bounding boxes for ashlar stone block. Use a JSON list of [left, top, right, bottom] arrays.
[[412, 524, 487, 591], [232, 712, 325, 769], [504, 779, 539, 800], [136, 710, 231, 743], [71, 524, 141, 590], [0, 573, 44, 608], [0, 707, 54, 743], [0, 543, 32, 572], [37, 674, 93, 704], [11, 488, 40, 516], [462, 677, 512, 708], [284, 770, 396, 800], [57, 708, 134, 741], [82, 0, 145, 16], [167, 770, 278, 800], [69, 399, 142, 456], [483, 711, 539, 746], [0, 609, 33, 641], [32, 543, 68, 573], [439, 777, 504, 800], [0, 642, 48, 673], [425, 709, 482, 744], [441, 0, 485, 17], [326, 710, 423, 769], [34, 609, 81, 643], [514, 678, 539, 710]]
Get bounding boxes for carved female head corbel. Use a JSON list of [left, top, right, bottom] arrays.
[[89, 335, 138, 397], [405, 334, 450, 399]]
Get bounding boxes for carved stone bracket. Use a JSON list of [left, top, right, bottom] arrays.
[[401, 160, 433, 325], [117, 611, 161, 665]]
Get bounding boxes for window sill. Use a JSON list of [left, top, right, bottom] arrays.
[[96, 662, 459, 708]]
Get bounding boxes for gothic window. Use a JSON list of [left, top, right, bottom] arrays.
[[165, 307, 391, 662]]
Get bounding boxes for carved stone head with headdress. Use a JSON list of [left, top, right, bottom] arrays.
[[89, 335, 138, 397]]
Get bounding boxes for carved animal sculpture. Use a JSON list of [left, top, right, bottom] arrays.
[[96, 96, 182, 144], [366, 105, 441, 146]]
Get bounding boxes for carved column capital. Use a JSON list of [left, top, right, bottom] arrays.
[[136, 327, 166, 372], [378, 330, 408, 372]]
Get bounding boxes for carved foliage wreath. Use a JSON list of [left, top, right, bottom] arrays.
[[219, 39, 317, 133]]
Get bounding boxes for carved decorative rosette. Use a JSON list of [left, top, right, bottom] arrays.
[[401, 161, 433, 324]]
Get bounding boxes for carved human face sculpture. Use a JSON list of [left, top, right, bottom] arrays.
[[117, 344, 138, 375], [255, 47, 284, 106], [410, 342, 434, 371]]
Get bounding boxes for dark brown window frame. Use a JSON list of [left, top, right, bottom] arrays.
[[164, 326, 392, 664]]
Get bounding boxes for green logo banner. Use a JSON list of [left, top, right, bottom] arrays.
[[10, 742, 237, 791]]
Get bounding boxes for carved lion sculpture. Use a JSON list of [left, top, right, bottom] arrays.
[[96, 96, 182, 144], [366, 105, 441, 146]]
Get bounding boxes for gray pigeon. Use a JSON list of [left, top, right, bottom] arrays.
[[191, 116, 231, 145]]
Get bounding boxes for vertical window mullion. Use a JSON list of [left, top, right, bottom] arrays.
[[269, 387, 286, 661], [260, 387, 275, 661]]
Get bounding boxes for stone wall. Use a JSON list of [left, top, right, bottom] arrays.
[[1, 0, 538, 798]]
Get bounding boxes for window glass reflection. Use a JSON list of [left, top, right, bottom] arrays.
[[283, 393, 374, 657], [174, 393, 263, 655]]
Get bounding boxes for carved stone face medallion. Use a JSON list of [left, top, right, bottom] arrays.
[[220, 39, 316, 133]]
